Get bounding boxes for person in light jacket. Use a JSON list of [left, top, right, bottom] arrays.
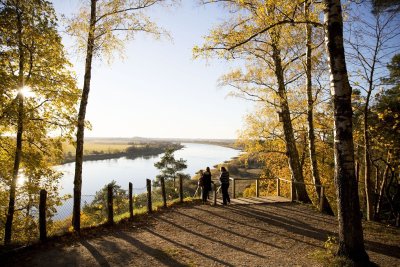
[[219, 166, 230, 205]]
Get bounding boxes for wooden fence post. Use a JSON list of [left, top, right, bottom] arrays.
[[179, 175, 183, 203], [161, 177, 167, 208], [276, 178, 281, 197], [107, 184, 114, 225], [232, 178, 236, 199], [146, 179, 152, 213], [129, 182, 133, 220], [319, 186, 325, 212], [213, 183, 217, 206], [256, 179, 259, 197], [39, 189, 47, 242]]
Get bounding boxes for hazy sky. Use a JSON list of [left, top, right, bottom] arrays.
[[53, 1, 254, 139]]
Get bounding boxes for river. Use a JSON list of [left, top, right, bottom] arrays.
[[56, 142, 241, 197]]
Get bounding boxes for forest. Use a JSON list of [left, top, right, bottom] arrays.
[[0, 0, 399, 265]]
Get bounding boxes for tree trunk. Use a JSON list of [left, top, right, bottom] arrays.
[[375, 152, 391, 218], [374, 165, 379, 195], [355, 160, 360, 183], [323, 0, 369, 263], [363, 32, 379, 221], [4, 7, 24, 245], [305, 1, 333, 215], [72, 0, 96, 232], [271, 42, 311, 203]]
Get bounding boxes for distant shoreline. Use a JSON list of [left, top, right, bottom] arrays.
[[62, 142, 184, 164], [61, 140, 240, 165]]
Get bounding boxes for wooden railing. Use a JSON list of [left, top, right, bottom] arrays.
[[36, 176, 186, 242], [229, 177, 326, 213]]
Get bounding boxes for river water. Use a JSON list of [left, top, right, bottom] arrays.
[[56, 143, 241, 196]]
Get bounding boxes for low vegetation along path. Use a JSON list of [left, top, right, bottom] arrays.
[[4, 201, 400, 266]]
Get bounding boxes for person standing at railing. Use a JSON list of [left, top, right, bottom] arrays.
[[202, 167, 212, 203], [219, 166, 230, 205], [197, 170, 205, 202]]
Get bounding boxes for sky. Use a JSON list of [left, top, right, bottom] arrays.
[[52, 0, 254, 139]]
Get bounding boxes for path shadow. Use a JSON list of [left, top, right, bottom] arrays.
[[156, 216, 266, 259], [227, 205, 332, 241], [226, 203, 400, 260], [81, 239, 111, 267], [112, 231, 187, 267], [253, 204, 400, 259], [200, 207, 320, 248], [174, 209, 282, 249], [144, 227, 235, 267], [271, 203, 337, 224]]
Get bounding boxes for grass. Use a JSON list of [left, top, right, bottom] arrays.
[[62, 142, 130, 156]]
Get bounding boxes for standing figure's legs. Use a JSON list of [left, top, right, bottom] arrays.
[[221, 184, 229, 205], [226, 183, 230, 203], [202, 187, 207, 203]]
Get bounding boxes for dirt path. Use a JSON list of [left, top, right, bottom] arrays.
[[2, 202, 400, 267]]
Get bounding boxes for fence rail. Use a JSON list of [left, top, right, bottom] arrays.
[[229, 177, 326, 212], [2, 175, 328, 247], [1, 175, 188, 247]]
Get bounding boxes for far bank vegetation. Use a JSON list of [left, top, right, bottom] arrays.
[[62, 140, 183, 163]]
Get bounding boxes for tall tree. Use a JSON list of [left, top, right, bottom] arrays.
[[66, 0, 172, 231], [0, 0, 79, 244], [304, 0, 333, 214], [323, 0, 369, 262], [346, 3, 400, 220], [196, 0, 369, 262], [371, 54, 400, 223], [195, 1, 314, 203]]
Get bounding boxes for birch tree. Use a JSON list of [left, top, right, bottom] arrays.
[[323, 0, 369, 262], [194, 1, 316, 203], [196, 0, 369, 263], [304, 0, 333, 214], [0, 0, 79, 244], [66, 0, 173, 231]]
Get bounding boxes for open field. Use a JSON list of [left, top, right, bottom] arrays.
[[62, 142, 131, 156]]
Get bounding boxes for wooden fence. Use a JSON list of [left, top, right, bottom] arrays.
[[37, 176, 185, 241], [229, 177, 326, 212], [35, 175, 326, 242]]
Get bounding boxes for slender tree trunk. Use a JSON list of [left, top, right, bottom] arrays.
[[72, 0, 96, 232], [363, 34, 379, 220], [4, 7, 24, 245], [363, 83, 373, 221], [305, 1, 333, 215], [271, 42, 311, 203], [376, 152, 391, 218], [323, 0, 369, 262], [374, 165, 379, 195], [355, 160, 360, 183]]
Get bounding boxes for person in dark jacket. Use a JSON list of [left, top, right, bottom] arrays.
[[202, 167, 212, 203], [219, 166, 230, 205]]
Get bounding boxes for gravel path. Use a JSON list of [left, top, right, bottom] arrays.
[[2, 202, 400, 267]]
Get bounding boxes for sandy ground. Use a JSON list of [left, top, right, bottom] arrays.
[[2, 201, 400, 267]]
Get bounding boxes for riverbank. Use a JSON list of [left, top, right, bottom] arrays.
[[62, 142, 183, 164]]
